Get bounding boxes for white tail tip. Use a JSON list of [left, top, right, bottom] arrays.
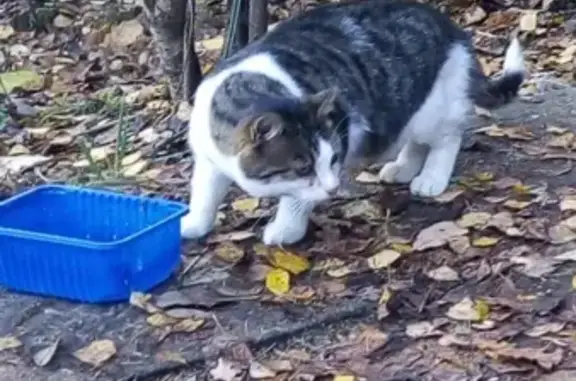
[[503, 38, 525, 75]]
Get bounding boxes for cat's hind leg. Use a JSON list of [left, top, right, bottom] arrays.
[[263, 196, 316, 246], [378, 140, 428, 184], [181, 156, 232, 239]]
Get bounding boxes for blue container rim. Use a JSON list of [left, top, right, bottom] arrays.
[[0, 184, 189, 249]]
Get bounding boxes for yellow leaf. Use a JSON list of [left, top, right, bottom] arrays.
[[146, 313, 176, 327], [231, 197, 260, 212], [390, 242, 413, 254], [0, 336, 22, 351], [503, 199, 532, 210], [512, 183, 531, 195], [367, 249, 401, 269], [379, 287, 393, 305], [472, 236, 500, 247], [156, 351, 187, 364], [333, 376, 356, 381], [172, 319, 204, 333], [270, 249, 310, 275], [475, 299, 491, 321], [474, 172, 494, 182], [355, 171, 380, 183], [572, 275, 576, 290], [215, 242, 245, 263], [457, 212, 491, 229], [265, 268, 290, 296], [73, 340, 117, 366], [200, 35, 224, 51], [0, 70, 43, 93]]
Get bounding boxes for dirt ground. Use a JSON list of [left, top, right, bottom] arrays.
[[2, 1, 576, 381]]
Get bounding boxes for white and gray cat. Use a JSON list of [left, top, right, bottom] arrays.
[[181, 0, 525, 246]]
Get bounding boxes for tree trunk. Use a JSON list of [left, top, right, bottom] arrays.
[[142, 0, 202, 102]]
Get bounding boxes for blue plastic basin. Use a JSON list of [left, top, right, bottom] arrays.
[[0, 185, 189, 303]]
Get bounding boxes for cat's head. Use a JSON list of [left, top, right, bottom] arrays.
[[233, 88, 346, 202]]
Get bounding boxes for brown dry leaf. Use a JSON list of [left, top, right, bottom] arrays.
[[457, 212, 491, 229], [549, 217, 576, 244], [0, 25, 15, 40], [560, 194, 576, 211], [433, 188, 464, 203], [201, 36, 224, 51], [147, 313, 177, 327], [366, 249, 401, 269], [448, 235, 471, 254], [464, 5, 487, 25], [73, 340, 116, 366], [484, 346, 563, 370], [269, 249, 310, 275], [172, 319, 205, 333], [525, 322, 565, 338], [215, 243, 245, 263], [547, 132, 575, 149], [210, 358, 244, 381], [426, 265, 459, 281], [129, 292, 158, 313], [355, 171, 380, 184], [413, 221, 468, 251], [326, 260, 364, 278], [446, 297, 482, 322], [156, 351, 187, 364], [472, 236, 500, 248], [474, 124, 534, 141], [33, 339, 60, 367], [331, 326, 388, 360], [503, 199, 532, 210], [231, 198, 259, 213], [519, 10, 538, 32], [208, 231, 255, 243], [405, 321, 444, 339], [105, 19, 144, 48], [0, 336, 22, 351], [510, 255, 559, 278], [286, 285, 315, 301], [249, 360, 277, 379]]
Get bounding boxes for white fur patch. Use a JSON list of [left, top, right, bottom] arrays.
[[503, 38, 525, 75], [379, 42, 474, 197]]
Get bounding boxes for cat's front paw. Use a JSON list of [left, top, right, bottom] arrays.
[[180, 213, 214, 240], [262, 220, 308, 246], [410, 173, 449, 197], [378, 162, 419, 184]]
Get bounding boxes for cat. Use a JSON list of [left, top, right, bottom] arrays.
[[180, 0, 525, 246]]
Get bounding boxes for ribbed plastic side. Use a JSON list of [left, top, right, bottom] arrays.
[[0, 185, 187, 303]]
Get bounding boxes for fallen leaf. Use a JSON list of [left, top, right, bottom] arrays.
[[426, 265, 459, 281], [448, 235, 471, 254], [366, 249, 401, 269], [0, 155, 50, 178], [147, 313, 177, 327], [53, 14, 74, 28], [457, 212, 491, 229], [413, 221, 468, 251], [547, 132, 575, 149], [433, 188, 464, 203], [269, 249, 310, 275], [504, 199, 532, 210], [475, 299, 491, 321], [389, 242, 413, 254], [333, 376, 356, 381], [129, 292, 158, 313], [484, 346, 563, 370], [464, 5, 487, 25], [215, 243, 245, 263], [0, 25, 15, 40], [73, 340, 116, 366], [573, 275, 576, 290], [156, 351, 187, 364], [0, 336, 22, 351], [475, 124, 534, 141], [231, 198, 259, 213], [105, 19, 144, 48], [0, 70, 43, 93], [265, 268, 291, 295], [33, 339, 60, 367], [210, 358, 244, 381], [249, 360, 277, 379], [172, 318, 205, 333], [525, 322, 565, 338], [286, 285, 316, 301], [519, 10, 538, 32], [208, 231, 255, 243], [377, 287, 392, 320], [331, 326, 388, 360], [472, 236, 500, 247], [201, 36, 224, 51], [405, 321, 443, 338], [560, 195, 576, 211], [446, 297, 482, 322], [511, 255, 559, 278], [326, 260, 364, 278], [549, 217, 576, 244]]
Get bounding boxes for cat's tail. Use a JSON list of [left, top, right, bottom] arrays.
[[472, 38, 525, 109]]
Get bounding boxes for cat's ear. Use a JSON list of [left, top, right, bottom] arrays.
[[246, 112, 285, 143], [305, 87, 340, 118]]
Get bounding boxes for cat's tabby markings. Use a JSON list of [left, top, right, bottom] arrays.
[[181, 0, 525, 246]]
